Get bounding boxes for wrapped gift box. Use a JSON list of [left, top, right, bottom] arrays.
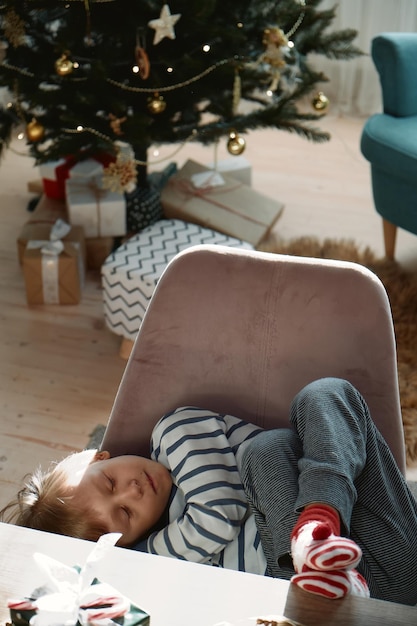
[[208, 156, 252, 186], [125, 185, 163, 234], [8, 536, 150, 626], [69, 157, 104, 180], [17, 194, 86, 266], [161, 159, 284, 246], [66, 177, 126, 238], [86, 236, 115, 270], [26, 194, 68, 224], [39, 154, 116, 200], [17, 194, 113, 271], [10, 591, 149, 626], [68, 153, 117, 180], [39, 157, 75, 200], [23, 236, 85, 305], [122, 162, 177, 235]]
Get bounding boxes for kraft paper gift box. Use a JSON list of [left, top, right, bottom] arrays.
[[23, 241, 84, 305], [18, 220, 84, 266], [17, 193, 86, 266], [17, 195, 110, 272], [161, 159, 284, 246], [85, 236, 115, 270], [28, 193, 69, 224], [66, 177, 126, 238], [22, 220, 85, 305]]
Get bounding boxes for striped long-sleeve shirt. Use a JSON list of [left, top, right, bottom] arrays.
[[134, 407, 268, 574]]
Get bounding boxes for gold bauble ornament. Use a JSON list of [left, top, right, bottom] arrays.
[[26, 118, 45, 142], [55, 53, 74, 76], [227, 131, 246, 156], [147, 93, 166, 114], [312, 91, 329, 112]]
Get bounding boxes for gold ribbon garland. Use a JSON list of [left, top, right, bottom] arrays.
[[106, 58, 231, 93], [62, 125, 198, 166]]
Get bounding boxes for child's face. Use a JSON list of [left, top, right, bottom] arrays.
[[70, 451, 173, 546]]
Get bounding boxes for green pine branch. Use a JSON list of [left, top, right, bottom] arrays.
[[314, 29, 365, 60]]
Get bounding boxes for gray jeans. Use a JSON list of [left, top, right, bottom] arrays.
[[240, 377, 417, 605]]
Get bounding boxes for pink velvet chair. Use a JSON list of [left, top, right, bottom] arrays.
[[101, 245, 406, 475]]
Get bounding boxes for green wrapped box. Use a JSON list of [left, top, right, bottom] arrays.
[[9, 578, 150, 626]]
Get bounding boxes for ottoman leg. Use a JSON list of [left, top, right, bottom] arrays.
[[119, 338, 134, 360]]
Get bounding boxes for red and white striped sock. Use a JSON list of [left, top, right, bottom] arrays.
[[291, 568, 370, 600], [291, 504, 362, 573]]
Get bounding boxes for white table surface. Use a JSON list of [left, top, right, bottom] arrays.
[[0, 523, 292, 626], [2, 523, 416, 626]]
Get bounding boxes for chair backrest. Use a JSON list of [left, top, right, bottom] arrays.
[[372, 32, 417, 118], [101, 245, 406, 474]]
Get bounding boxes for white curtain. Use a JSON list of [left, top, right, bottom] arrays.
[[311, 0, 417, 116]]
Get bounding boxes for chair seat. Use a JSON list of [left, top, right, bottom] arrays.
[[361, 113, 417, 181]]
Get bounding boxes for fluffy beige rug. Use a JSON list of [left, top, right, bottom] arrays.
[[258, 236, 417, 465]]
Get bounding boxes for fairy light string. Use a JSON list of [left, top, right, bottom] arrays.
[[62, 125, 198, 166], [1, 61, 34, 78]]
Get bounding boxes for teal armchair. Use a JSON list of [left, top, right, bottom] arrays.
[[360, 33, 417, 260]]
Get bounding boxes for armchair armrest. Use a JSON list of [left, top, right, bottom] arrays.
[[372, 32, 417, 117]]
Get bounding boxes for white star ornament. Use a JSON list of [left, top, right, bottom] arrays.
[[148, 4, 181, 45]]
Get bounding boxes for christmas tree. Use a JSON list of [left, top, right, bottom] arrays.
[[0, 0, 361, 187]]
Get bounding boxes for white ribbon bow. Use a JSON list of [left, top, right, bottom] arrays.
[[27, 218, 71, 255]]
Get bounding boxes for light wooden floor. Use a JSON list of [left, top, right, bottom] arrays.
[[1, 114, 417, 512]]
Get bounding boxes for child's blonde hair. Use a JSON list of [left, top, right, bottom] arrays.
[[0, 449, 108, 541]]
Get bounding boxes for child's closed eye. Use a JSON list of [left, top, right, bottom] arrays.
[[104, 473, 115, 491], [121, 506, 131, 519]]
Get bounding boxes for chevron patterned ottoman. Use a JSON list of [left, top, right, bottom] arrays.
[[101, 218, 253, 347]]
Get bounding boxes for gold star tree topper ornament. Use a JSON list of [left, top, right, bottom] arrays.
[[148, 4, 181, 45]]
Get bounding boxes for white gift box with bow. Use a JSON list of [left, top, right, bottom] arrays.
[[69, 158, 104, 181], [66, 176, 126, 238]]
